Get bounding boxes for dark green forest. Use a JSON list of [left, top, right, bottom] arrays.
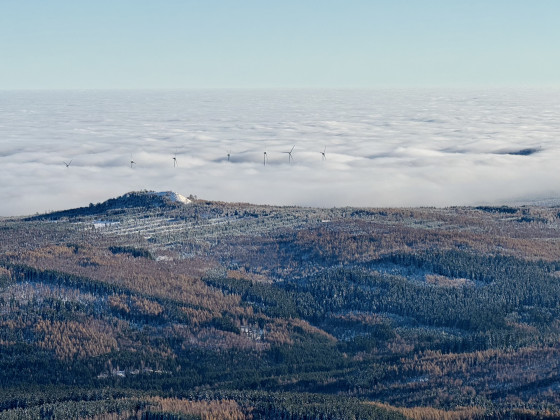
[[1, 191, 560, 419]]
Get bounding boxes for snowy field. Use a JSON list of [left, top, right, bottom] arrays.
[[1, 89, 560, 216]]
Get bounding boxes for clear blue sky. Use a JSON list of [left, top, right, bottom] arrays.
[[1, 0, 559, 89]]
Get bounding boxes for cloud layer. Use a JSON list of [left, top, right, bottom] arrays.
[[1, 89, 560, 216]]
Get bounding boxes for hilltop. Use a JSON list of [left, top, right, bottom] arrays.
[[26, 190, 193, 221], [1, 193, 560, 419]]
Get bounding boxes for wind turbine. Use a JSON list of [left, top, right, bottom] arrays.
[[321, 146, 326, 160], [172, 152, 177, 167], [263, 148, 268, 166], [130, 155, 136, 168], [283, 145, 295, 163], [63, 160, 72, 168], [227, 150, 231, 162]]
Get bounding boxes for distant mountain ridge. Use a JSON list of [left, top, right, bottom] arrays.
[[26, 190, 192, 221]]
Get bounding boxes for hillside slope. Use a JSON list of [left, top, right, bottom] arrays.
[[2, 191, 560, 419]]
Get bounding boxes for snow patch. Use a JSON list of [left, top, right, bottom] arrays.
[[93, 220, 120, 229], [155, 191, 192, 205]]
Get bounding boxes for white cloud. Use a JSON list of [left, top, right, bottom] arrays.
[[1, 89, 560, 216]]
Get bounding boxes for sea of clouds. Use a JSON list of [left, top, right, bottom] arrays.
[[1, 89, 559, 216]]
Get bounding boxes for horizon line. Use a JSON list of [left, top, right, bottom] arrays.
[[2, 85, 560, 92]]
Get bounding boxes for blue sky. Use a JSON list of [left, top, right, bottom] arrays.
[[1, 1, 559, 89]]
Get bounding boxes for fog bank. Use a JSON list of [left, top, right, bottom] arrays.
[[1, 89, 559, 216]]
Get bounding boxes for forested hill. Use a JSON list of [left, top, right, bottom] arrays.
[[2, 191, 560, 419], [25, 190, 192, 221]]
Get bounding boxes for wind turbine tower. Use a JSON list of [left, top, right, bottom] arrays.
[[283, 145, 295, 163]]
